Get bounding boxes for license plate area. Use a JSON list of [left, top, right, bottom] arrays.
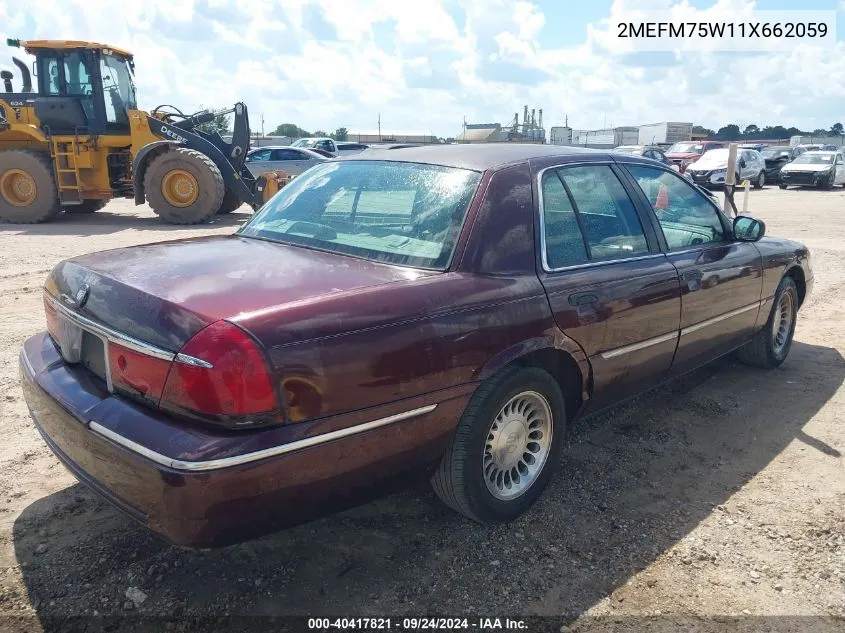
[[80, 331, 108, 383]]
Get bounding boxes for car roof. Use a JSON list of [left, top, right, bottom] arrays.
[[341, 143, 607, 170]]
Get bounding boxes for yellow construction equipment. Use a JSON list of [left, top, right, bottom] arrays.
[[0, 38, 291, 224]]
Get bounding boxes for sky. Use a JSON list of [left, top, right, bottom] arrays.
[[1, 0, 844, 137]]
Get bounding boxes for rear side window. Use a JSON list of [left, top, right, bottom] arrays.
[[540, 165, 649, 269], [246, 149, 271, 162]]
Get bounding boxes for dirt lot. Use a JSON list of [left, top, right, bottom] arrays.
[[0, 189, 843, 632]]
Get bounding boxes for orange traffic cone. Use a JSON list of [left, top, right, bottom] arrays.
[[655, 183, 669, 209]]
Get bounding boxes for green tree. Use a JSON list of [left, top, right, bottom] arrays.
[[743, 124, 759, 137], [714, 124, 741, 141], [271, 123, 310, 138], [692, 125, 715, 138], [331, 127, 348, 141], [813, 128, 827, 136], [195, 105, 231, 136], [830, 122, 843, 135], [313, 130, 329, 137]]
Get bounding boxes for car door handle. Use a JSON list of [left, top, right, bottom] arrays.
[[568, 292, 600, 306]]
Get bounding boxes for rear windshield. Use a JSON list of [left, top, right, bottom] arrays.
[[239, 161, 481, 270]]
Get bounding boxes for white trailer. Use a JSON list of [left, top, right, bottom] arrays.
[[549, 126, 573, 145], [638, 122, 693, 146]]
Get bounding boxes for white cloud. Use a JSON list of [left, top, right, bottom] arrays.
[[1, 0, 843, 137]]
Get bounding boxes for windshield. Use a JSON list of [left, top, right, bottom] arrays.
[[668, 142, 705, 154], [696, 148, 729, 164], [791, 153, 835, 165], [762, 148, 792, 159], [239, 161, 481, 270], [100, 54, 137, 122]]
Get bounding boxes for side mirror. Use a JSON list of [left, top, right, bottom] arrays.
[[734, 216, 765, 242], [739, 158, 747, 168]]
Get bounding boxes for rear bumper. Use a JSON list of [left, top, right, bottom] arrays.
[[20, 332, 467, 547]]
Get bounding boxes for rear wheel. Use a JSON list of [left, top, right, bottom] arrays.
[[737, 276, 798, 369], [144, 148, 224, 224], [778, 184, 788, 190], [64, 199, 108, 214], [216, 188, 243, 214], [431, 366, 566, 523], [754, 171, 765, 189], [0, 150, 61, 223]]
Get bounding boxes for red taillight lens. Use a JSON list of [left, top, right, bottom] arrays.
[[109, 343, 171, 403], [44, 296, 61, 344], [160, 320, 279, 421]]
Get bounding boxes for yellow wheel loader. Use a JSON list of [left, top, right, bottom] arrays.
[[0, 39, 290, 224]]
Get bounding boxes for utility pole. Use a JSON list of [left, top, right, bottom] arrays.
[[261, 113, 265, 138], [378, 113, 381, 141]]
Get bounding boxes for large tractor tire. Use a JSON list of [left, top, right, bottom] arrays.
[[64, 200, 108, 214], [216, 188, 243, 214], [0, 150, 61, 224], [144, 148, 224, 224]]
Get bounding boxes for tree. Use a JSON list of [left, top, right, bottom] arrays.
[[313, 130, 329, 137], [270, 123, 310, 138], [714, 124, 741, 141], [743, 124, 760, 137], [813, 128, 827, 136], [692, 125, 715, 138], [830, 122, 843, 135], [195, 105, 231, 136], [331, 127, 348, 141]]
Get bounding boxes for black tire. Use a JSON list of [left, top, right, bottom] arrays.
[[431, 366, 567, 523], [64, 199, 108, 214], [144, 148, 224, 224], [216, 188, 243, 214], [754, 171, 765, 189], [778, 184, 787, 190], [821, 170, 835, 190], [0, 150, 61, 223], [737, 276, 798, 369]]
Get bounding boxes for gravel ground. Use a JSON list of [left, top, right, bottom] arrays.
[[0, 189, 843, 632]]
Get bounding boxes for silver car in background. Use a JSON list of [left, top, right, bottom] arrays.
[[244, 146, 329, 177], [685, 148, 766, 189]]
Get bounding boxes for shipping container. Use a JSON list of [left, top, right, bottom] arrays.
[[637, 122, 693, 145]]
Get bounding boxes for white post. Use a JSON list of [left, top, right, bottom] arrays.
[[724, 143, 738, 217]]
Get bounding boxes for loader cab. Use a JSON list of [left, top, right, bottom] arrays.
[[21, 41, 137, 137]]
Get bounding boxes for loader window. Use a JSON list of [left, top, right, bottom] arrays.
[[63, 52, 95, 121], [100, 54, 136, 128]]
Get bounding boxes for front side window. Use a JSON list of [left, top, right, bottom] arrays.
[[270, 149, 303, 161], [100, 53, 137, 125], [626, 165, 726, 249], [239, 161, 480, 270], [246, 149, 271, 162]]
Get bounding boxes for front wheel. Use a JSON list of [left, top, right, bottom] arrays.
[[144, 148, 224, 224], [431, 366, 566, 523], [779, 184, 788, 190], [737, 276, 798, 369], [821, 170, 835, 190]]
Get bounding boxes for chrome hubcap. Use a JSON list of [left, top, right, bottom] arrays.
[[483, 391, 553, 501], [772, 291, 794, 355]]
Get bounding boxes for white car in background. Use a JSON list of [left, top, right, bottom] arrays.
[[290, 138, 369, 157], [244, 146, 329, 177], [685, 148, 766, 189], [778, 151, 845, 189]]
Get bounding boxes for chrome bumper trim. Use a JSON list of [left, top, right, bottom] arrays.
[[89, 404, 438, 472]]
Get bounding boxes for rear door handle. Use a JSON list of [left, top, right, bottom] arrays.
[[568, 292, 600, 306]]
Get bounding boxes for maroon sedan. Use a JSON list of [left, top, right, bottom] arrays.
[[20, 145, 813, 547]]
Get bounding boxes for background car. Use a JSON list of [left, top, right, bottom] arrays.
[[761, 146, 803, 183], [778, 151, 845, 189], [335, 142, 369, 155], [613, 145, 671, 165], [244, 146, 329, 177], [685, 148, 766, 188], [665, 140, 725, 172], [290, 138, 368, 157]]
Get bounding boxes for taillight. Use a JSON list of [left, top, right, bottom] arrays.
[[44, 296, 61, 344], [160, 320, 281, 427], [109, 343, 171, 404]]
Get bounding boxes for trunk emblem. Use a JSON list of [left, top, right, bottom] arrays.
[[62, 284, 90, 309]]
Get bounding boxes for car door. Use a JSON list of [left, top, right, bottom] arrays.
[[835, 153, 845, 185], [244, 148, 272, 177], [270, 148, 309, 175], [622, 164, 763, 375], [536, 163, 681, 412]]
